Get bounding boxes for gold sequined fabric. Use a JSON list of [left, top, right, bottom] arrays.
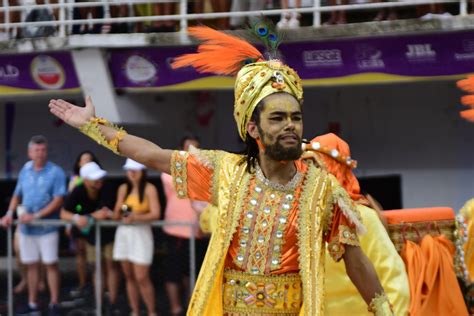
[[328, 225, 359, 261], [170, 150, 189, 199], [79, 117, 127, 155], [232, 167, 301, 275], [223, 269, 302, 315]]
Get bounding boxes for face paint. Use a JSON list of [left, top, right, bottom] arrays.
[[255, 93, 303, 161], [259, 126, 303, 161], [265, 101, 295, 114]]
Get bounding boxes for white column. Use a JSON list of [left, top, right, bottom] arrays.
[[312, 0, 321, 27], [71, 48, 157, 124]]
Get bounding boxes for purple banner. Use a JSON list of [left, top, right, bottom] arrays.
[[283, 30, 474, 79], [0, 52, 80, 93], [109, 30, 474, 89], [109, 46, 209, 88]]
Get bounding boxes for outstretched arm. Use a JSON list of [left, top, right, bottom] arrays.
[[343, 245, 393, 315], [49, 97, 172, 173]]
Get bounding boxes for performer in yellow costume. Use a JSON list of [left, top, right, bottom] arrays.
[[304, 133, 410, 316], [199, 133, 411, 315], [49, 24, 393, 315], [460, 198, 474, 281]]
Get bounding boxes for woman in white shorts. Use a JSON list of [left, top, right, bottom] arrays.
[[113, 159, 161, 316]]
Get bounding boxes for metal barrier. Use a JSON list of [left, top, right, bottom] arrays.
[[4, 219, 198, 316], [0, 0, 469, 39]]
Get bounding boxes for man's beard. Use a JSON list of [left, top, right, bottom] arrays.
[[261, 132, 303, 161]]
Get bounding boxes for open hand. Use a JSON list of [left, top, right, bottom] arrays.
[[49, 96, 96, 129]]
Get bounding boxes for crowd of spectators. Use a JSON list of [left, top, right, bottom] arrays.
[[0, 0, 471, 39], [0, 134, 207, 316]]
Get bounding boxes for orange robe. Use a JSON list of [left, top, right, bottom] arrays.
[[184, 154, 360, 275]]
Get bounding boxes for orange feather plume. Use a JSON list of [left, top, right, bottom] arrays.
[[457, 75, 474, 93], [461, 95, 474, 107], [171, 26, 264, 76], [460, 109, 474, 122], [457, 75, 474, 122]]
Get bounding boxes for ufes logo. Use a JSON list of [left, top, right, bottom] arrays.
[[303, 49, 343, 67]]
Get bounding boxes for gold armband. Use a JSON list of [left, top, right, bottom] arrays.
[[79, 117, 128, 155], [368, 293, 394, 316]]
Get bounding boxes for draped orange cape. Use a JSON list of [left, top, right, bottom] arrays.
[[386, 208, 468, 316]]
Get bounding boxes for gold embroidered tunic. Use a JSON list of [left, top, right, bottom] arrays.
[[170, 149, 364, 316]]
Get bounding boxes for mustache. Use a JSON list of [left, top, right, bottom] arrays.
[[277, 133, 301, 141]]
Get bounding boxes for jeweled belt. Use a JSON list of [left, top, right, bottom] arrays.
[[222, 269, 302, 316]]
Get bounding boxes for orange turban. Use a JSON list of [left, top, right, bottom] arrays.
[[305, 133, 362, 200]]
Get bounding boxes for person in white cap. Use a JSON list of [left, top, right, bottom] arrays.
[[60, 161, 121, 314], [112, 158, 161, 316]]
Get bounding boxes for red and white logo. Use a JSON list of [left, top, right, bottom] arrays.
[[30, 55, 65, 89]]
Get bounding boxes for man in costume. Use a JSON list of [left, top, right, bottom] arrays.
[[196, 133, 411, 315], [49, 26, 392, 315]]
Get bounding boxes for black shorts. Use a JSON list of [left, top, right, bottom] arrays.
[[163, 235, 209, 283]]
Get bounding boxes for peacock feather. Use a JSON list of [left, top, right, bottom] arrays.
[[248, 16, 282, 59]]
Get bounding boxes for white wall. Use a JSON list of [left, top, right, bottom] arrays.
[[0, 80, 472, 210], [301, 81, 474, 211]]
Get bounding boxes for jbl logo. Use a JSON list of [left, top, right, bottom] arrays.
[[406, 44, 436, 58]]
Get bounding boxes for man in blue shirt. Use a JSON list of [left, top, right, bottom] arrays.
[[1, 135, 66, 315]]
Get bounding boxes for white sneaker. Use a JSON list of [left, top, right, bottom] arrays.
[[288, 17, 300, 29], [277, 14, 290, 29], [288, 12, 301, 29], [441, 12, 453, 19], [0, 32, 9, 41], [420, 13, 434, 20]]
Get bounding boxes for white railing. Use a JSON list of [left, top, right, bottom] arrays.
[[0, 0, 469, 40], [4, 219, 198, 316]]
